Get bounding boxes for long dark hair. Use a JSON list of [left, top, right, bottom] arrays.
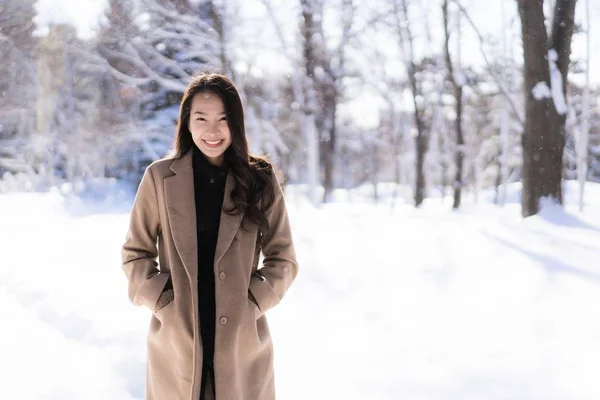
[[169, 71, 277, 241]]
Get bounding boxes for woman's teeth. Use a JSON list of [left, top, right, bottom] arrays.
[[203, 139, 224, 148]]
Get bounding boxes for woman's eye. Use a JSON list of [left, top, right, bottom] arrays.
[[219, 117, 227, 121], [196, 118, 206, 121]]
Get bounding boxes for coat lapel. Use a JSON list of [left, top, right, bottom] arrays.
[[165, 148, 245, 282], [214, 171, 245, 267], [165, 149, 198, 282]]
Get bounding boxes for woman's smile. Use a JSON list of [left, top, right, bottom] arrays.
[[203, 139, 224, 148]]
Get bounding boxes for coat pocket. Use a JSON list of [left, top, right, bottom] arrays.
[[155, 288, 174, 313], [248, 290, 262, 320]]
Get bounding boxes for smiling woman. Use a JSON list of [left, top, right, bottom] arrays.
[[121, 71, 299, 400]]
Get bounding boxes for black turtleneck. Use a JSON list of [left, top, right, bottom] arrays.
[[192, 145, 228, 376]]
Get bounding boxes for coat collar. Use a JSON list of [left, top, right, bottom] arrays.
[[165, 148, 245, 282]]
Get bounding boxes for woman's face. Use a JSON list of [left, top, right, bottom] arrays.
[[189, 91, 232, 167]]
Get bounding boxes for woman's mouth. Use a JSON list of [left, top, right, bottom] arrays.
[[203, 139, 224, 148]]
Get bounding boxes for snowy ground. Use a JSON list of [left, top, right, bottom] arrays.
[[1, 181, 600, 400]]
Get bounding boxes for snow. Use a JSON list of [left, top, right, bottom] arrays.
[[532, 81, 551, 100], [453, 70, 467, 87], [548, 49, 569, 115], [531, 51, 569, 116], [2, 181, 600, 399]]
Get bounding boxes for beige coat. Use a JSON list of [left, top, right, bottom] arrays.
[[121, 149, 299, 400]]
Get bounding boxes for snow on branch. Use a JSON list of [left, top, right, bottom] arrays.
[[548, 49, 568, 115], [532, 81, 551, 100], [98, 43, 189, 92], [97, 0, 222, 94]]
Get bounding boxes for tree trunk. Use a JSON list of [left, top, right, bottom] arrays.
[[414, 131, 426, 206], [321, 89, 337, 203], [300, 0, 322, 207], [499, 108, 510, 205], [371, 142, 379, 202], [517, 0, 576, 217], [209, 2, 231, 77], [262, 0, 315, 202], [578, 0, 590, 211], [452, 88, 464, 209], [494, 153, 501, 205], [316, 0, 353, 204], [443, 0, 464, 209], [396, 0, 428, 207]]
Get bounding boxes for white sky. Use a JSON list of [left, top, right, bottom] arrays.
[[35, 0, 106, 39]]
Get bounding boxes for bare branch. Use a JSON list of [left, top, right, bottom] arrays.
[[451, 0, 524, 127]]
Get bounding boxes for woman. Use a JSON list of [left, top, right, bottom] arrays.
[[121, 72, 299, 400]]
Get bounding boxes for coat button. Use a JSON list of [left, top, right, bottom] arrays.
[[220, 316, 228, 325], [210, 178, 215, 183], [219, 272, 226, 280]]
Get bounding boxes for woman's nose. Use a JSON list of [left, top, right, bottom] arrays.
[[206, 123, 219, 134]]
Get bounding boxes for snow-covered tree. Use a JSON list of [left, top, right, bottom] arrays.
[[35, 23, 126, 186], [0, 0, 38, 179], [517, 0, 577, 217]]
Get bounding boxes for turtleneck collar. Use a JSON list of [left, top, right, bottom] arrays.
[[192, 145, 228, 178]]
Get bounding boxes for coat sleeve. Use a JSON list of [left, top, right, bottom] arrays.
[[249, 169, 299, 319], [121, 165, 171, 312]]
